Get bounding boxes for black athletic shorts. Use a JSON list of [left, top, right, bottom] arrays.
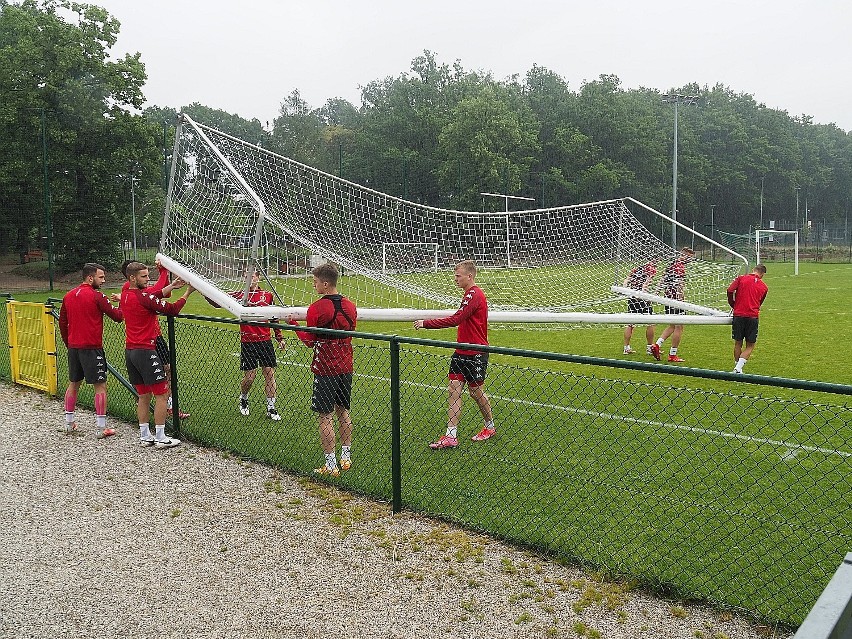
[[311, 373, 352, 414], [240, 340, 277, 371], [665, 305, 685, 315], [627, 299, 653, 315], [125, 348, 168, 386], [68, 348, 108, 384], [155, 335, 170, 365], [449, 352, 488, 386], [732, 316, 760, 344]]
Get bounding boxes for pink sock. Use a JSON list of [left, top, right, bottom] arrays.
[[95, 392, 107, 429], [64, 387, 78, 413]]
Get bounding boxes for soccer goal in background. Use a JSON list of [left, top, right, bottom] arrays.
[[756, 229, 799, 275], [159, 113, 747, 325]]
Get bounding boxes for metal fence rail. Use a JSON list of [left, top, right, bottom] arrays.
[[2, 297, 851, 626]]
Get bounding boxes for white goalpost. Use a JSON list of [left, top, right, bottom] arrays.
[[159, 113, 748, 324], [755, 229, 799, 275]]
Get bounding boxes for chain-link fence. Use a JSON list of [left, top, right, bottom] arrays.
[[3, 298, 851, 626]]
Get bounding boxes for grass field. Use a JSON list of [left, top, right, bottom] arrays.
[[2, 260, 851, 625]]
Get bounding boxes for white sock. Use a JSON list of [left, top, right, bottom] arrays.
[[96, 415, 106, 429], [736, 357, 747, 371], [140, 424, 151, 439], [325, 452, 337, 469], [656, 338, 664, 347], [446, 427, 458, 438], [65, 412, 75, 425], [155, 425, 166, 440], [670, 347, 678, 356], [485, 421, 495, 431], [167, 396, 173, 410], [646, 345, 653, 353], [266, 397, 276, 409], [240, 393, 248, 401], [341, 445, 351, 461]]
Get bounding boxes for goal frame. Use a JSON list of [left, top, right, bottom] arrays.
[[755, 229, 798, 275]]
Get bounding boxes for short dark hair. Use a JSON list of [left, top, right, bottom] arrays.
[[312, 262, 339, 287], [126, 261, 148, 278], [755, 264, 767, 274], [120, 259, 134, 279], [82, 263, 105, 279]]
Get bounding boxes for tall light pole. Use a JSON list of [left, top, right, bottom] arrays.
[[760, 176, 765, 230], [662, 93, 700, 248], [130, 175, 138, 260]]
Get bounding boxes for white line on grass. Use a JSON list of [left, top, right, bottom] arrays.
[[271, 353, 851, 460]]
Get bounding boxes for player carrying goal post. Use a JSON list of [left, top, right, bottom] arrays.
[[414, 261, 496, 449]]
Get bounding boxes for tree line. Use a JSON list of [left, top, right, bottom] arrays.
[[2, 0, 850, 271]]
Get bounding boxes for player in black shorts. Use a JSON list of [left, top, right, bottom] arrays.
[[652, 247, 694, 363], [622, 261, 657, 357]]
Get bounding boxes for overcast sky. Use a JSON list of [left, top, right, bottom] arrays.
[[96, 0, 851, 132]]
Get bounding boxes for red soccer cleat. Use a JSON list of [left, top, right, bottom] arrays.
[[650, 344, 661, 361], [429, 435, 459, 449], [668, 355, 686, 363], [471, 427, 496, 442]]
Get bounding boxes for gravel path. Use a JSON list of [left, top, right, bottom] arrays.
[[0, 382, 790, 639]]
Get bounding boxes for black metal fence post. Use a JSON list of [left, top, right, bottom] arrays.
[[391, 337, 401, 514], [167, 315, 181, 433]]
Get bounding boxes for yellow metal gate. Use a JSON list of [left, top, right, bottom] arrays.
[[6, 301, 58, 395]]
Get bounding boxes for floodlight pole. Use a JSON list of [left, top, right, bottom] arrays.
[[131, 175, 138, 260], [662, 93, 700, 248], [480, 192, 536, 268]]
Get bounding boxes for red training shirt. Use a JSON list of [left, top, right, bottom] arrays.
[[121, 267, 171, 337], [291, 294, 357, 376], [727, 274, 768, 318], [121, 287, 187, 350], [59, 283, 123, 349], [422, 285, 488, 355], [230, 288, 283, 343]]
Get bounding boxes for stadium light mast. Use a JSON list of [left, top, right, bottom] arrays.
[[130, 175, 138, 260], [662, 93, 700, 248], [480, 192, 536, 268], [795, 186, 800, 234]]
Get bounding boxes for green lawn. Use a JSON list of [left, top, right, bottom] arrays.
[[2, 259, 851, 625]]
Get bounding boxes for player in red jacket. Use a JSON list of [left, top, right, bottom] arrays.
[[727, 264, 768, 373], [622, 261, 658, 357], [653, 247, 695, 363], [230, 270, 285, 421], [414, 260, 495, 449], [59, 263, 123, 437], [289, 263, 357, 476], [120, 261, 195, 448], [116, 258, 188, 418]]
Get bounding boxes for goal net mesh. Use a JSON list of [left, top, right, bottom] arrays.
[[161, 114, 746, 321]]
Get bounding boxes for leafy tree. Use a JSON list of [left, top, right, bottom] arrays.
[[0, 0, 160, 271]]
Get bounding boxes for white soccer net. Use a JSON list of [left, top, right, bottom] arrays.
[[160, 114, 747, 323]]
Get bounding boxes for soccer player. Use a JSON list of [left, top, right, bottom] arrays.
[[115, 258, 189, 419], [414, 260, 495, 449], [288, 263, 357, 476], [622, 260, 657, 357], [120, 261, 194, 448], [727, 264, 768, 374], [653, 247, 694, 363], [59, 263, 123, 438], [229, 270, 285, 421]]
